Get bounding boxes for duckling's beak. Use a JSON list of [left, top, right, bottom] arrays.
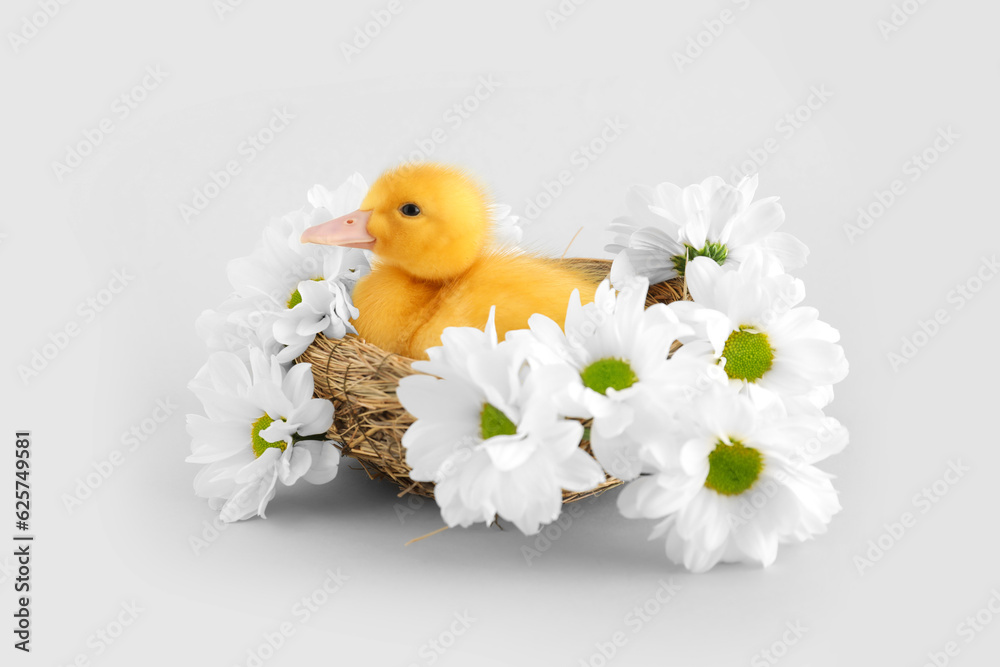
[[300, 209, 376, 250]]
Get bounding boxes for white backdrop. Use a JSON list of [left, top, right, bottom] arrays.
[[4, 1, 1000, 665]]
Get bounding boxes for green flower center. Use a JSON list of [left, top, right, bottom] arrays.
[[704, 439, 763, 496], [580, 358, 638, 395], [286, 277, 325, 309], [251, 414, 287, 458], [480, 403, 517, 440], [671, 242, 729, 276], [720, 327, 774, 382]]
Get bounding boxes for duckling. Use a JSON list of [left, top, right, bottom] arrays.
[[301, 163, 604, 359]]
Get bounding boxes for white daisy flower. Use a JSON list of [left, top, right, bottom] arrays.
[[396, 308, 605, 535], [606, 174, 808, 287], [221, 174, 370, 364], [272, 254, 366, 363], [670, 256, 848, 405], [227, 209, 364, 309], [510, 278, 708, 482], [186, 349, 339, 522], [618, 387, 847, 573]]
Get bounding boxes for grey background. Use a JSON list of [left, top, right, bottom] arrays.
[[4, 1, 999, 665]]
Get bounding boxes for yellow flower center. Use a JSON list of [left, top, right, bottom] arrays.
[[720, 327, 774, 382], [580, 358, 638, 395], [251, 414, 286, 457], [480, 403, 517, 440], [704, 439, 763, 496], [287, 277, 325, 309]]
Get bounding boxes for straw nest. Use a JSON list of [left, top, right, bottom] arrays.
[[296, 258, 687, 503]]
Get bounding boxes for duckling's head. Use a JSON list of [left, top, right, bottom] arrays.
[[302, 163, 491, 281]]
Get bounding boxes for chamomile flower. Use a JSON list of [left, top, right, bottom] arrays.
[[670, 256, 848, 406], [227, 180, 367, 307], [618, 388, 847, 572], [272, 251, 367, 363], [397, 309, 605, 535], [186, 349, 339, 522], [606, 174, 808, 287], [221, 175, 370, 364], [510, 278, 707, 482]]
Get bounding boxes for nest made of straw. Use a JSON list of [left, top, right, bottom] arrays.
[[297, 258, 687, 503]]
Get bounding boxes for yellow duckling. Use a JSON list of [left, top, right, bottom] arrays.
[[301, 163, 603, 359]]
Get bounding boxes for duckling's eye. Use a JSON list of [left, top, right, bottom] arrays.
[[399, 203, 421, 217]]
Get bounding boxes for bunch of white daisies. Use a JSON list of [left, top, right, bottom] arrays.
[[397, 174, 848, 573], [187, 172, 848, 573], [186, 176, 371, 521], [187, 176, 526, 522]]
